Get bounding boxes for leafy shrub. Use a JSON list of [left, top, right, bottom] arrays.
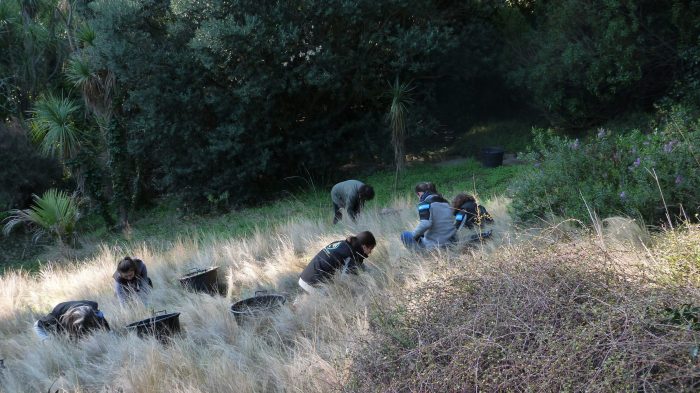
[[2, 189, 80, 245], [510, 108, 700, 225]]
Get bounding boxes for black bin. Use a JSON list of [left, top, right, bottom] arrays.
[[480, 147, 505, 168], [230, 291, 286, 325], [179, 267, 219, 295], [126, 311, 181, 342]]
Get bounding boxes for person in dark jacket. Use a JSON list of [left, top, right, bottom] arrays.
[[401, 182, 456, 250], [33, 300, 110, 341], [299, 231, 377, 294], [113, 257, 152, 304], [452, 193, 493, 231], [331, 180, 375, 224]]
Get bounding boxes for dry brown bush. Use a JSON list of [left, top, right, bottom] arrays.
[[352, 226, 700, 392]]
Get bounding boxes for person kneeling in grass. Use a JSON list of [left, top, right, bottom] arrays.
[[401, 182, 456, 250], [114, 256, 153, 304], [33, 300, 110, 342], [298, 231, 377, 294], [452, 193, 493, 231]]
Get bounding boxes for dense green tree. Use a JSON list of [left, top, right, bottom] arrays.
[[504, 0, 700, 129], [82, 0, 460, 204]]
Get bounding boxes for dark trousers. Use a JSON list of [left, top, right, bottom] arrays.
[[333, 202, 342, 224]]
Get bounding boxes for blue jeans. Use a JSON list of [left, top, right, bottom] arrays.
[[400, 231, 424, 250]]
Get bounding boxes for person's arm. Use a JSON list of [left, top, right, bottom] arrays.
[[454, 210, 466, 230], [95, 310, 111, 331], [33, 320, 50, 341], [114, 281, 128, 304], [412, 203, 432, 240], [347, 197, 360, 221], [139, 263, 153, 288]]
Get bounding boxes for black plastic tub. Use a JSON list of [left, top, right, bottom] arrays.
[[126, 311, 181, 341], [480, 147, 505, 168], [230, 291, 286, 325], [179, 267, 219, 294]]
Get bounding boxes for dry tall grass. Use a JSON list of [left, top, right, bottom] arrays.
[[0, 197, 697, 392]]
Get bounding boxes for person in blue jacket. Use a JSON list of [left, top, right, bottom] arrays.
[[299, 231, 376, 294], [452, 193, 493, 231], [401, 182, 456, 250], [33, 300, 110, 341]]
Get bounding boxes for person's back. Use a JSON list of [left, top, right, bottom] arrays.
[[299, 231, 376, 294], [452, 193, 493, 231], [34, 300, 110, 341], [330, 180, 375, 223], [418, 194, 457, 248], [401, 182, 456, 250], [300, 240, 355, 286]]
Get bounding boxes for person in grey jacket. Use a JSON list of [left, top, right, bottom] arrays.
[[331, 180, 375, 224], [401, 182, 456, 250]]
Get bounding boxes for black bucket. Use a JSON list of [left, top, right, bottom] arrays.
[[230, 291, 286, 325], [480, 147, 505, 168], [179, 267, 219, 294], [126, 311, 181, 341]]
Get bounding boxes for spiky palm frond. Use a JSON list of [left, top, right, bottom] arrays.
[[0, 1, 21, 29], [65, 54, 94, 88], [387, 77, 414, 173], [76, 23, 96, 47], [2, 189, 80, 244], [30, 94, 82, 160]]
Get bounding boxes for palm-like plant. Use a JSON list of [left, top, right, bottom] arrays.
[[387, 77, 414, 190], [2, 189, 80, 245], [30, 94, 82, 161], [76, 23, 96, 47]]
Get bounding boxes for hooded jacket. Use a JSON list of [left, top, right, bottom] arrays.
[[300, 240, 368, 285]]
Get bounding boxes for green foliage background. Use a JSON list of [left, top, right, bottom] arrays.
[[1, 0, 700, 229], [510, 107, 700, 224]]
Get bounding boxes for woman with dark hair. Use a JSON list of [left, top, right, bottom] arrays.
[[33, 301, 110, 341], [400, 182, 456, 250], [299, 231, 377, 294], [113, 257, 152, 304], [452, 193, 493, 231]]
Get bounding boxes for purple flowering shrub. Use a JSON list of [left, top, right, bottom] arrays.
[[511, 110, 700, 225]]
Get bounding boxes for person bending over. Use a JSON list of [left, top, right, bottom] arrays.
[[331, 180, 375, 224], [452, 193, 493, 231], [299, 231, 376, 294], [401, 182, 456, 250], [114, 256, 153, 304], [33, 300, 110, 341]]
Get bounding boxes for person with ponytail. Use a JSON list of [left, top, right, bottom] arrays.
[[33, 301, 110, 342], [113, 256, 153, 304], [299, 231, 377, 294], [401, 182, 456, 250]]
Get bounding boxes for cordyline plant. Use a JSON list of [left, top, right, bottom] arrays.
[[2, 189, 80, 245], [387, 77, 414, 191]]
